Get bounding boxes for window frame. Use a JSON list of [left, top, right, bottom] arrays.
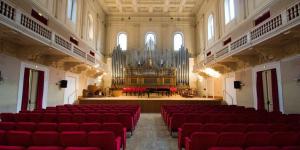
[[117, 32, 128, 51], [173, 32, 184, 51], [67, 0, 77, 23], [207, 14, 214, 41], [224, 0, 236, 24]]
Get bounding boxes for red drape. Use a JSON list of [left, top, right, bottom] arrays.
[[21, 68, 30, 111], [35, 71, 44, 110], [256, 71, 265, 111], [271, 69, 280, 112]]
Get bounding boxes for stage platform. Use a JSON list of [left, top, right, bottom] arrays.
[[78, 96, 223, 113]]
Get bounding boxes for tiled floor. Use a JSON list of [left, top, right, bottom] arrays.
[[126, 113, 178, 150]]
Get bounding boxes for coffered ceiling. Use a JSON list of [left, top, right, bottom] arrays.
[[98, 0, 204, 16]]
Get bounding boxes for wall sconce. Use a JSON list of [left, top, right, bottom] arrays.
[[0, 71, 4, 84]]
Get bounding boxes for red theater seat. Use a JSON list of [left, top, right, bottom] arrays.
[[246, 147, 280, 150], [27, 146, 64, 150], [85, 113, 102, 123], [87, 131, 120, 150], [72, 113, 86, 123], [245, 132, 272, 147], [36, 123, 57, 131], [80, 123, 101, 132], [102, 123, 126, 150], [202, 124, 222, 133], [58, 113, 73, 123], [0, 113, 16, 122], [41, 113, 57, 123], [282, 146, 300, 150], [64, 147, 100, 150], [0, 130, 5, 144], [0, 146, 26, 150], [60, 131, 87, 147], [269, 132, 298, 147], [58, 123, 80, 131], [178, 123, 203, 150], [16, 122, 36, 132], [209, 147, 243, 150], [0, 122, 16, 130], [102, 113, 117, 123], [117, 113, 134, 134], [216, 132, 245, 147], [32, 131, 60, 146], [221, 124, 247, 132], [6, 131, 32, 146], [185, 132, 219, 150]]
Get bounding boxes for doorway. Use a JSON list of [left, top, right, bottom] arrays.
[[256, 69, 280, 112], [64, 76, 77, 104], [21, 68, 45, 111]]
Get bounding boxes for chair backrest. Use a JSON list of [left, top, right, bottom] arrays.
[[41, 113, 57, 122], [202, 123, 223, 133], [182, 123, 203, 137], [0, 122, 16, 130], [269, 132, 298, 147], [0, 130, 5, 145], [190, 132, 219, 150], [58, 123, 80, 131], [80, 123, 101, 132], [245, 146, 280, 150], [0, 113, 16, 122], [246, 124, 269, 132], [102, 113, 117, 123], [244, 132, 271, 147], [60, 131, 87, 147], [72, 113, 86, 123], [6, 130, 32, 146], [16, 122, 36, 132], [217, 132, 245, 147], [268, 124, 289, 132], [221, 124, 247, 132], [32, 131, 60, 146], [86, 113, 102, 123], [36, 123, 57, 131], [117, 113, 133, 130], [58, 113, 73, 123], [102, 123, 124, 136], [87, 131, 116, 150]]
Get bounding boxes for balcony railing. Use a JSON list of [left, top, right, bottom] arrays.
[[0, 0, 107, 72], [197, 1, 300, 69]]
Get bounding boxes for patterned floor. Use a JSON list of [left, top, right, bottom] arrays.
[[126, 113, 178, 150]]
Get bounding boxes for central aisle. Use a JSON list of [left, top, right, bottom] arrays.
[[126, 113, 177, 150]]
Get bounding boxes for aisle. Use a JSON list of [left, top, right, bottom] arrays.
[[126, 113, 177, 150]]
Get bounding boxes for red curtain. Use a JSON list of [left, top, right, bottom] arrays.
[[21, 68, 30, 111], [271, 69, 280, 112], [256, 71, 265, 111], [35, 71, 44, 110]]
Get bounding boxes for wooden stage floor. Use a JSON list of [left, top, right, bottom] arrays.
[[78, 96, 223, 113]]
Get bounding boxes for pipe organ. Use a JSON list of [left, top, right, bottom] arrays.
[[112, 40, 189, 88]]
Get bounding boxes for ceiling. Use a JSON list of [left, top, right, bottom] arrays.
[[98, 0, 203, 16]]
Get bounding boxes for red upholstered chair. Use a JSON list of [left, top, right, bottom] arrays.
[[221, 124, 247, 132], [245, 147, 280, 150], [86, 113, 102, 123], [57, 113, 73, 123], [0, 122, 16, 130], [60, 131, 87, 147], [87, 131, 121, 150], [0, 130, 5, 145], [41, 113, 57, 123], [269, 132, 298, 147], [102, 113, 117, 123], [32, 131, 60, 146], [0, 113, 16, 122], [216, 132, 245, 147], [168, 113, 185, 135], [58, 123, 80, 131], [246, 124, 269, 132], [36, 123, 57, 131], [79, 123, 101, 132], [202, 123, 223, 133], [268, 124, 289, 132], [15, 122, 36, 132], [28, 113, 42, 122], [117, 113, 134, 135], [72, 113, 86, 123], [178, 123, 203, 150], [15, 113, 31, 122], [245, 132, 272, 147], [102, 123, 126, 150], [6, 130, 32, 146], [281, 146, 300, 150], [185, 132, 219, 150], [65, 147, 100, 150]]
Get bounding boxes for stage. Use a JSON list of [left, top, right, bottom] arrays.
[[78, 96, 223, 113]]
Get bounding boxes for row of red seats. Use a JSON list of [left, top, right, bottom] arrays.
[[184, 132, 300, 150], [208, 146, 300, 150], [0, 130, 120, 150], [166, 113, 300, 134], [0, 122, 126, 149], [178, 123, 300, 149], [1, 113, 136, 133]]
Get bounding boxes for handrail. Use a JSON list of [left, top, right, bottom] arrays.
[[67, 90, 78, 104], [223, 89, 234, 105]]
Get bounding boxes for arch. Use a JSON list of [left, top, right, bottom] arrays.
[[173, 32, 184, 51], [145, 32, 156, 45], [117, 32, 128, 51]]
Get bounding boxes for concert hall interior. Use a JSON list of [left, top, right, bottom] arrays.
[[0, 0, 300, 150]]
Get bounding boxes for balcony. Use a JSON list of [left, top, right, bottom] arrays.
[[0, 0, 108, 73], [195, 1, 300, 73]]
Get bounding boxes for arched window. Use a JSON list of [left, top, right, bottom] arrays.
[[224, 0, 235, 24], [145, 32, 156, 44], [67, 0, 77, 23], [207, 14, 214, 40], [87, 14, 94, 40], [174, 33, 184, 51], [117, 33, 127, 51]]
